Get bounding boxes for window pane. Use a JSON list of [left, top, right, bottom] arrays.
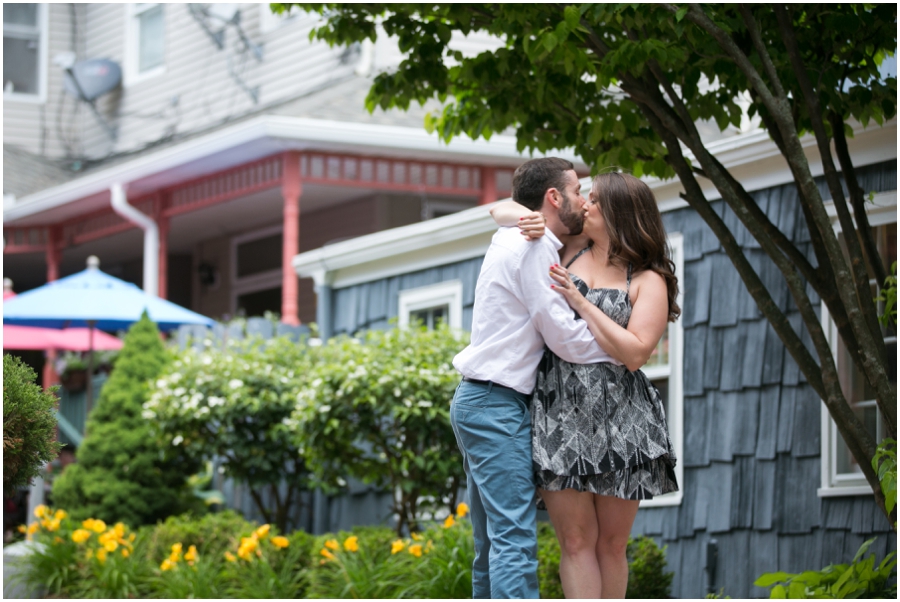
[[836, 402, 880, 475], [236, 286, 281, 317], [3, 35, 39, 94], [237, 234, 282, 278], [643, 326, 669, 369], [138, 5, 164, 72], [409, 304, 449, 330], [4, 4, 37, 27]]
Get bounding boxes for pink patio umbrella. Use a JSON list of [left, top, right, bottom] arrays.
[[2, 324, 123, 352]]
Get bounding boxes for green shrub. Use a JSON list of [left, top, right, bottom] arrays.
[[537, 521, 564, 598], [146, 336, 314, 532], [873, 438, 896, 528], [3, 354, 62, 490], [293, 323, 468, 535], [755, 537, 897, 599], [52, 314, 202, 527], [143, 510, 256, 564], [627, 535, 674, 598]]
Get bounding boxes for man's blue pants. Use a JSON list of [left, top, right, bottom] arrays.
[[450, 380, 539, 599]]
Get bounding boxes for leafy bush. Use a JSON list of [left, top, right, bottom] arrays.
[[537, 521, 564, 598], [873, 438, 896, 528], [627, 535, 674, 598], [143, 510, 256, 564], [3, 354, 62, 490], [145, 336, 314, 532], [52, 314, 202, 527], [755, 537, 897, 598], [292, 323, 468, 534], [307, 504, 473, 598]]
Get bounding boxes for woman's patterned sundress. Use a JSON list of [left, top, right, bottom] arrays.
[[532, 248, 679, 504]]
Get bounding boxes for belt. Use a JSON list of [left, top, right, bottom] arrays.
[[461, 376, 516, 393]]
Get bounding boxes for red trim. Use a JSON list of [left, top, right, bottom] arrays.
[[480, 166, 497, 205], [155, 194, 170, 300]]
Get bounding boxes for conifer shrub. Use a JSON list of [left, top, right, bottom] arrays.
[[3, 354, 62, 490], [52, 313, 202, 526]]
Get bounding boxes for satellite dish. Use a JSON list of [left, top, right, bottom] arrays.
[[63, 58, 122, 102]]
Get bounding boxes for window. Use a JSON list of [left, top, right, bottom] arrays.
[[398, 280, 463, 330], [820, 215, 897, 496], [124, 4, 165, 86], [639, 233, 684, 507], [231, 225, 283, 317], [3, 3, 47, 102]]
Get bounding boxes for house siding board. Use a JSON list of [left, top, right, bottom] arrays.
[[752, 459, 776, 530], [681, 258, 711, 327], [709, 391, 737, 462], [702, 327, 724, 389], [717, 325, 745, 392], [774, 454, 821, 534], [749, 530, 781, 597], [822, 497, 854, 529], [719, 530, 752, 599], [682, 395, 710, 467], [781, 314, 804, 386], [732, 388, 760, 456], [730, 456, 755, 529], [761, 322, 786, 384], [682, 325, 706, 396], [708, 254, 741, 327], [678, 535, 709, 599], [755, 385, 780, 460], [791, 386, 821, 458]]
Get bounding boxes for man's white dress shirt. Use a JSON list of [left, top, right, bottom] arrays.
[[453, 226, 618, 394]]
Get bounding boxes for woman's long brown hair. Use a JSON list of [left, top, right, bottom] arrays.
[[591, 172, 681, 322]]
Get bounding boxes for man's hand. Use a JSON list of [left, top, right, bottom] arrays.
[[518, 212, 546, 240]]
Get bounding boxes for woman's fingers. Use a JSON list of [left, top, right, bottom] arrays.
[[518, 212, 546, 239]]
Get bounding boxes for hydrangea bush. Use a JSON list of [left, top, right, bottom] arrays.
[[145, 337, 314, 532]]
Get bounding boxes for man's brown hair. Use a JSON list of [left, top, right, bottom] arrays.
[[511, 157, 575, 211]]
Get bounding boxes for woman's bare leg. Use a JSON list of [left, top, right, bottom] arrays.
[[540, 488, 602, 599], [593, 495, 640, 598]]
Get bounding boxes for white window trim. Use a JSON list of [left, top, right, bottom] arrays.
[[398, 280, 463, 330], [230, 224, 283, 314], [640, 232, 685, 508], [818, 190, 896, 497], [3, 3, 48, 104], [123, 3, 166, 88]]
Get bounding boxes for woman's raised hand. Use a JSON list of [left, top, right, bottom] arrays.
[[549, 264, 588, 311], [518, 212, 546, 240]]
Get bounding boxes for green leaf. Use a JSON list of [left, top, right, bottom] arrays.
[[676, 6, 689, 22], [543, 32, 558, 52]]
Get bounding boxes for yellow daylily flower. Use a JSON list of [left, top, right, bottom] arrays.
[[83, 518, 106, 533], [425, 539, 434, 553], [34, 505, 49, 519], [121, 548, 130, 558], [255, 524, 270, 539], [408, 544, 423, 558], [26, 523, 39, 535], [271, 536, 289, 549], [17, 525, 26, 534], [443, 514, 456, 529], [320, 548, 336, 561], [54, 509, 68, 521], [411, 532, 423, 541], [456, 502, 469, 518], [160, 558, 176, 571], [184, 545, 197, 562], [47, 518, 62, 532], [96, 548, 108, 564], [171, 542, 183, 556], [113, 523, 126, 538], [104, 539, 118, 552], [391, 539, 406, 554], [224, 551, 237, 562], [324, 538, 339, 551], [343, 536, 359, 552]]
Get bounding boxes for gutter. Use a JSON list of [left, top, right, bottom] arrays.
[[110, 183, 158, 296]]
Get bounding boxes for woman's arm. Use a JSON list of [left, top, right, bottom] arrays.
[[549, 265, 669, 371], [489, 200, 545, 239]]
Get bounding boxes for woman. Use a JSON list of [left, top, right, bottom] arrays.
[[491, 172, 679, 598]]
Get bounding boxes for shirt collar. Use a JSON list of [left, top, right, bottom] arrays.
[[544, 228, 564, 251]]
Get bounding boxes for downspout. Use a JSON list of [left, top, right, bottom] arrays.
[[110, 183, 159, 296]]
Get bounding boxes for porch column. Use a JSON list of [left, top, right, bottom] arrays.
[[281, 152, 302, 326], [479, 166, 497, 205], [155, 195, 170, 300], [43, 227, 62, 390]]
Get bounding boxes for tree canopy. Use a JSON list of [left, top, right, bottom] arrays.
[[279, 3, 897, 521]]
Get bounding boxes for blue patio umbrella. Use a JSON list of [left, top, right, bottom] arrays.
[[3, 256, 214, 411]]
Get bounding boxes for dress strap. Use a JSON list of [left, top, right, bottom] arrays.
[[564, 246, 592, 269], [626, 264, 633, 294]]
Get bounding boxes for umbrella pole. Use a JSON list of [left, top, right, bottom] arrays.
[[86, 321, 95, 416]]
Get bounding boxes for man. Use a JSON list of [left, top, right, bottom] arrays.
[[451, 157, 617, 598]]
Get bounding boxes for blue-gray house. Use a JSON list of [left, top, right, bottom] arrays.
[[293, 121, 897, 598]]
